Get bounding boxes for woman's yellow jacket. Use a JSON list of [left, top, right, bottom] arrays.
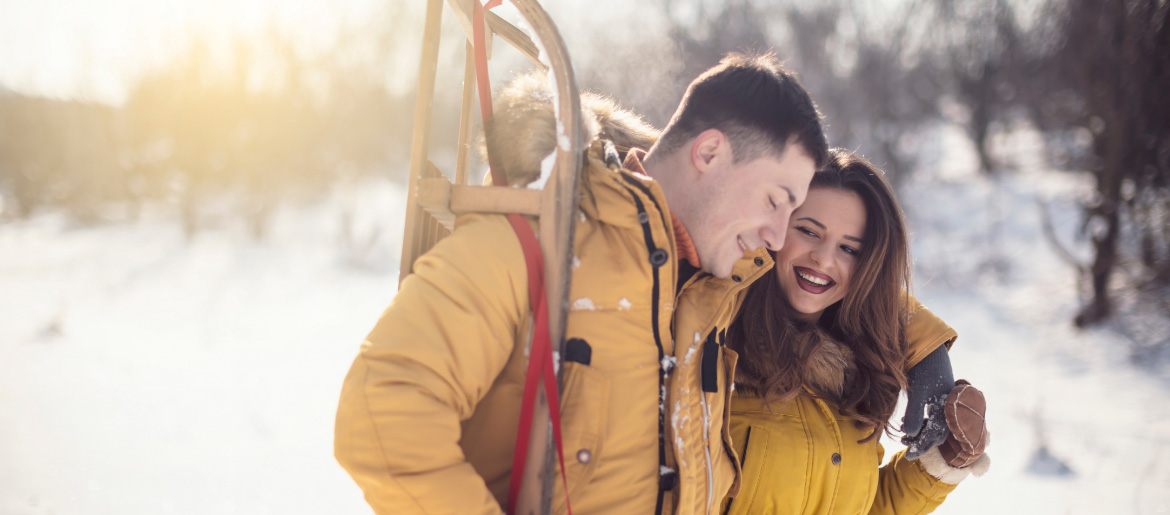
[[722, 302, 960, 515]]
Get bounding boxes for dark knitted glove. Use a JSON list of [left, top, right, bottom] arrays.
[[901, 344, 955, 460]]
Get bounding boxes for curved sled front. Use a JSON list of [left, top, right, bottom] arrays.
[[399, 0, 584, 513]]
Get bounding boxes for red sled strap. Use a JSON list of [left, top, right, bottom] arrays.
[[471, 1, 572, 513], [504, 214, 572, 515]]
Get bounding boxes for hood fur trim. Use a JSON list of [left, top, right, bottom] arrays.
[[481, 71, 660, 186], [806, 336, 855, 399]]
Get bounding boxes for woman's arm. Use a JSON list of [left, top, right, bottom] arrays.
[[870, 381, 991, 515], [902, 345, 954, 459]]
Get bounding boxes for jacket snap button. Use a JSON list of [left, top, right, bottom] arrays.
[[831, 453, 842, 465], [754, 257, 764, 266], [637, 212, 650, 224], [731, 274, 743, 283], [649, 249, 669, 267], [576, 449, 592, 464]]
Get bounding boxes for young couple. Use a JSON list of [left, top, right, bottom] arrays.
[[334, 53, 989, 514]]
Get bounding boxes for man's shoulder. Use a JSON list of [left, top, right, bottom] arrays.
[[413, 213, 527, 278]]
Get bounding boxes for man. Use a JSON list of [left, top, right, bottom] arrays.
[[334, 53, 955, 514]]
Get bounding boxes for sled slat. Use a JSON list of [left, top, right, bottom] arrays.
[[446, 0, 545, 69], [399, 0, 445, 283], [446, 0, 492, 58], [487, 11, 543, 68], [452, 184, 541, 216], [456, 43, 476, 186], [418, 177, 542, 231], [418, 179, 458, 230]]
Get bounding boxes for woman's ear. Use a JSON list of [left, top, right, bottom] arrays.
[[691, 128, 730, 174]]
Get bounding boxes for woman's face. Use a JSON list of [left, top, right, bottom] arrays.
[[773, 187, 867, 321]]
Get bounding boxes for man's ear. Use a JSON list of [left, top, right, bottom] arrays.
[[690, 129, 731, 174]]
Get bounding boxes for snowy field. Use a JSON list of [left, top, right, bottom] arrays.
[[3, 127, 1169, 514]]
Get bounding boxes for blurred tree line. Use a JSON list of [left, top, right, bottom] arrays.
[[0, 0, 1166, 329], [577, 0, 1168, 329], [0, 24, 416, 239]]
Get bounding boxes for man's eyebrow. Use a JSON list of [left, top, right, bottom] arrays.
[[796, 217, 825, 230]]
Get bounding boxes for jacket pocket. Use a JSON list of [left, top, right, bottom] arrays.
[[557, 360, 611, 501], [725, 413, 811, 515], [724, 425, 770, 515], [719, 346, 742, 498]]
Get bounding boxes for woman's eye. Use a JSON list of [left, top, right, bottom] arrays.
[[841, 245, 860, 256], [796, 226, 816, 237]]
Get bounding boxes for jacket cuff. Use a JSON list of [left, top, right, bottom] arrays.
[[918, 445, 991, 485]]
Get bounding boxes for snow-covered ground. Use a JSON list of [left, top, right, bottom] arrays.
[[2, 127, 1169, 514], [0, 182, 403, 515]]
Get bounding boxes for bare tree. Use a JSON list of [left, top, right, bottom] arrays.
[[1022, 0, 1170, 326]]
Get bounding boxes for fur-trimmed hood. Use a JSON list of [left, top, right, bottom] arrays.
[[805, 335, 856, 399], [480, 71, 660, 186]]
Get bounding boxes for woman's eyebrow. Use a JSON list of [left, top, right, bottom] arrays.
[[796, 217, 825, 230], [844, 235, 863, 243]]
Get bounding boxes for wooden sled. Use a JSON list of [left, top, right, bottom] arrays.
[[399, 0, 584, 513]]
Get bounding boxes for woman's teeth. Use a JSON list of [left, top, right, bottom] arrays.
[[798, 270, 830, 286]]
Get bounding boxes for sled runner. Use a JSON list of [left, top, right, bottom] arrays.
[[399, 0, 584, 513]]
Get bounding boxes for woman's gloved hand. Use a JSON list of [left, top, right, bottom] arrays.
[[938, 380, 989, 468], [916, 379, 991, 483], [901, 344, 954, 460]]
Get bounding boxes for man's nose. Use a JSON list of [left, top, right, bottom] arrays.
[[763, 215, 789, 251]]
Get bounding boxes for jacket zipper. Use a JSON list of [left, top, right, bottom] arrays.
[[690, 295, 747, 514], [618, 180, 671, 515], [699, 383, 714, 514], [620, 175, 760, 514]]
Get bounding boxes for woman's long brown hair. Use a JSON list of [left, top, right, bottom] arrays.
[[727, 148, 912, 441]]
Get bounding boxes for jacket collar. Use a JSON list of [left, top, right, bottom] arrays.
[[578, 140, 669, 229], [621, 148, 701, 269]]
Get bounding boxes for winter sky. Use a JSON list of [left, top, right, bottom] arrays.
[[0, 0, 383, 104]]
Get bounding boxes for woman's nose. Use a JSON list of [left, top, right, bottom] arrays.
[[809, 242, 832, 266]]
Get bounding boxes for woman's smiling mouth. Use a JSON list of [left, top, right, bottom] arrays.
[[794, 266, 834, 293]]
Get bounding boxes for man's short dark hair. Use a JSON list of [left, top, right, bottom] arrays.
[[652, 52, 829, 169]]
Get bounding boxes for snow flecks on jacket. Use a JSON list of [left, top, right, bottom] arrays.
[[618, 297, 632, 311], [671, 399, 692, 472], [661, 355, 678, 374], [572, 298, 596, 311]]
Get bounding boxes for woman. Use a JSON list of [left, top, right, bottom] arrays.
[[721, 149, 990, 515]]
